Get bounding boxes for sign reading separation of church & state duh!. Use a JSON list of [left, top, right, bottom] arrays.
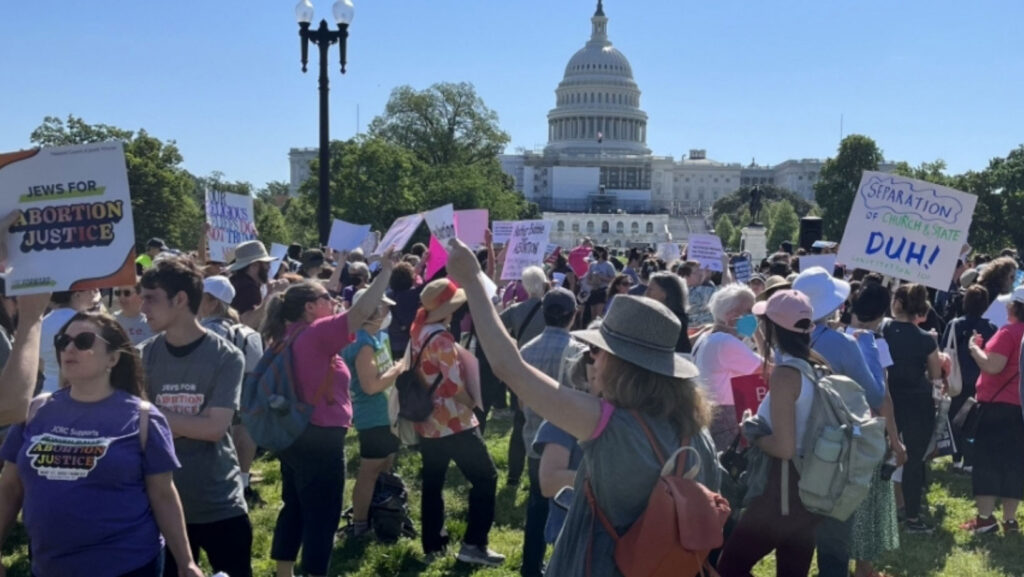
[[0, 142, 138, 295], [836, 171, 977, 291]]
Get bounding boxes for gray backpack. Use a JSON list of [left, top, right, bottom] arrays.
[[780, 358, 887, 521]]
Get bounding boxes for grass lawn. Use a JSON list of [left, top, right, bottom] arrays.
[[4, 412, 1024, 576]]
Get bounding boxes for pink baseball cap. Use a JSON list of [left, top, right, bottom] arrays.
[[751, 289, 816, 334]]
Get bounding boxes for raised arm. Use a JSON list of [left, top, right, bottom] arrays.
[[447, 239, 602, 441], [0, 293, 51, 426], [347, 249, 394, 331]]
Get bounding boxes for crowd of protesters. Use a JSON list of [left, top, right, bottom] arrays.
[[0, 212, 1022, 577]]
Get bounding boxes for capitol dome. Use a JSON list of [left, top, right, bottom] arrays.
[[544, 1, 650, 156]]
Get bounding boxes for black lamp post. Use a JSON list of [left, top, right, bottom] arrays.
[[296, 0, 354, 246]]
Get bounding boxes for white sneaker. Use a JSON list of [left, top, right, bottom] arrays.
[[457, 543, 506, 567]]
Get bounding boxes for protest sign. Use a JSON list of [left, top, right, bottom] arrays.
[[423, 204, 457, 243], [731, 373, 769, 424], [553, 272, 566, 287], [425, 235, 448, 280], [205, 189, 258, 263], [733, 257, 753, 283], [656, 242, 681, 263], [327, 219, 371, 252], [268, 243, 289, 279], [374, 213, 424, 256], [836, 171, 977, 291], [799, 254, 838, 273], [491, 221, 515, 245], [359, 230, 379, 255], [501, 221, 552, 281], [688, 234, 724, 272], [454, 209, 489, 248], [0, 142, 138, 295]]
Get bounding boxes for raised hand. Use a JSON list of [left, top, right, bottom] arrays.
[[446, 239, 481, 285]]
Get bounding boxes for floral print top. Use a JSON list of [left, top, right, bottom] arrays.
[[412, 324, 479, 438]]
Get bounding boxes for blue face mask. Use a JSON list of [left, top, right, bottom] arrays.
[[736, 314, 758, 338]]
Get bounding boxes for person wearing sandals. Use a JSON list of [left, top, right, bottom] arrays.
[[0, 311, 200, 577], [443, 239, 718, 577]]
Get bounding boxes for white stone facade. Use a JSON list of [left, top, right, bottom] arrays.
[[544, 211, 668, 249]]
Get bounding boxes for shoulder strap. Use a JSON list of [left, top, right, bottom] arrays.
[[627, 409, 667, 465], [138, 400, 151, 450], [515, 301, 543, 344], [412, 329, 445, 372]]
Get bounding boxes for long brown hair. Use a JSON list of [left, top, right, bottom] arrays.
[[262, 282, 322, 345], [599, 354, 710, 441], [57, 311, 147, 399], [760, 317, 830, 378]]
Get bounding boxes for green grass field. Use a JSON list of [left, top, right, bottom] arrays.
[[4, 412, 1024, 576]]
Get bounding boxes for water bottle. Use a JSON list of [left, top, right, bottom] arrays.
[[268, 394, 289, 414]]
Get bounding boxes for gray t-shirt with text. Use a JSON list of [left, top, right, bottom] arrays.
[[140, 332, 247, 524]]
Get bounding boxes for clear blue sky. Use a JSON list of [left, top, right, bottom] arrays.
[[2, 1, 1021, 190]]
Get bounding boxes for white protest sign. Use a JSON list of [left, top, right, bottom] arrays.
[[656, 242, 681, 263], [359, 230, 379, 255], [374, 213, 424, 256], [268, 242, 289, 279], [553, 272, 566, 287], [501, 221, 552, 281], [454, 209, 489, 248], [327, 219, 371, 252], [492, 221, 515, 245], [0, 142, 137, 295], [733, 258, 753, 283], [687, 234, 724, 272], [836, 171, 977, 291], [423, 204, 457, 243], [799, 254, 838, 273], [205, 189, 258, 263]]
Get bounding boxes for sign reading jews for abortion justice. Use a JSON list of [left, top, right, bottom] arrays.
[[0, 142, 138, 295], [836, 171, 977, 291], [502, 221, 552, 281], [205, 189, 258, 263]]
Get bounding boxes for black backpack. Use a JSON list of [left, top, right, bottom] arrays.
[[395, 330, 444, 422]]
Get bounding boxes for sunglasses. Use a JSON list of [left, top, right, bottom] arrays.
[[113, 289, 136, 297], [55, 332, 111, 352], [585, 345, 602, 365]]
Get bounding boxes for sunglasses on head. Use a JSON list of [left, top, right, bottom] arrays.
[[55, 332, 111, 352], [113, 289, 136, 297]]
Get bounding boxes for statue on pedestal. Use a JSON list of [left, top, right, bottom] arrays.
[[749, 185, 764, 226]]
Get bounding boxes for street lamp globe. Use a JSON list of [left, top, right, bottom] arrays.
[[332, 0, 355, 25], [295, 0, 314, 24]]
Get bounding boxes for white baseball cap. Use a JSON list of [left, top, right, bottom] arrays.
[[203, 275, 236, 305]]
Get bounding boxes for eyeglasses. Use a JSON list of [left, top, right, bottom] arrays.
[[55, 332, 111, 352], [113, 289, 136, 297]]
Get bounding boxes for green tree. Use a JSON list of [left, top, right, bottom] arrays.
[[767, 200, 800, 251], [714, 214, 736, 251], [369, 82, 510, 167], [814, 134, 884, 239], [30, 115, 203, 251], [965, 145, 1024, 253], [712, 185, 812, 228]]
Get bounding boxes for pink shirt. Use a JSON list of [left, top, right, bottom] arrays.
[[286, 312, 356, 427], [976, 321, 1024, 406]]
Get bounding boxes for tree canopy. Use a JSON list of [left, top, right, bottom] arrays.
[[711, 185, 813, 226], [814, 135, 884, 240]]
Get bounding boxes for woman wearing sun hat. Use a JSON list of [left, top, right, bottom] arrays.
[[717, 289, 825, 577], [442, 238, 718, 577], [410, 278, 504, 567]]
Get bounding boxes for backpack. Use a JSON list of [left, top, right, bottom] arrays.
[[779, 358, 887, 521], [239, 328, 331, 452], [584, 411, 731, 577], [395, 330, 445, 422], [370, 472, 417, 542]]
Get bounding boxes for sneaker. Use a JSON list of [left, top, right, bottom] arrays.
[[1003, 519, 1020, 534], [960, 515, 999, 534], [904, 518, 935, 534], [963, 465, 973, 474], [244, 485, 265, 509], [457, 543, 506, 567]]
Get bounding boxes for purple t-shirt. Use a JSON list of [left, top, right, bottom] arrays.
[[0, 389, 179, 577]]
